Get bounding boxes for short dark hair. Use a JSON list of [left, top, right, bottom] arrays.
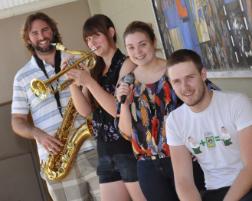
[[21, 12, 62, 54], [167, 49, 204, 72], [83, 14, 117, 43], [123, 21, 156, 44]]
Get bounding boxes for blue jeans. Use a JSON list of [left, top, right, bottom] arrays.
[[137, 157, 179, 201], [97, 154, 138, 183]]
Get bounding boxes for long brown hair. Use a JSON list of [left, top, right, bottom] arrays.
[[82, 14, 117, 108], [83, 14, 117, 82]]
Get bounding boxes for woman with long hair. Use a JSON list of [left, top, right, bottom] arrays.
[[115, 20, 180, 201], [67, 15, 146, 201]]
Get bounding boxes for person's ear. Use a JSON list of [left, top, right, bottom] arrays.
[[108, 27, 115, 39], [201, 68, 207, 81], [27, 39, 31, 44]]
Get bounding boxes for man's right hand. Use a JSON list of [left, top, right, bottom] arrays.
[[33, 128, 63, 155]]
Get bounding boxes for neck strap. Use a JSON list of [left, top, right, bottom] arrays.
[[34, 50, 63, 116]]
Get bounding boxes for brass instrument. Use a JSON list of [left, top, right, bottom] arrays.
[[37, 44, 95, 181], [30, 43, 96, 99], [42, 98, 93, 181]]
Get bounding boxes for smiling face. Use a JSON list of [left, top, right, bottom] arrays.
[[85, 29, 114, 57], [83, 15, 117, 58], [125, 31, 156, 66], [27, 19, 54, 54], [168, 61, 209, 109]]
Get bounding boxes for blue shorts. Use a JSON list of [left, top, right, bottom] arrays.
[[97, 154, 138, 183]]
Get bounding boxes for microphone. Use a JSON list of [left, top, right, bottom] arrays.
[[120, 73, 135, 103]]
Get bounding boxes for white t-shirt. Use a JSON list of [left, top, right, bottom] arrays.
[[166, 90, 252, 190]]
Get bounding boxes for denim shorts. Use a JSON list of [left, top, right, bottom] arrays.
[[97, 154, 138, 183]]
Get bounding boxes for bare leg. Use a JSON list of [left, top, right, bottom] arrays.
[[125, 181, 147, 201], [100, 181, 131, 201]]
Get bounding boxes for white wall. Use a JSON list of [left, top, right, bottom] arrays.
[[0, 0, 90, 104], [88, 0, 165, 57], [209, 78, 252, 100]]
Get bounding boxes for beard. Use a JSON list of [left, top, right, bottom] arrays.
[[33, 43, 54, 53], [32, 36, 57, 53]]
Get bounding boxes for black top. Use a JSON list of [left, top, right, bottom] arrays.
[[92, 49, 133, 156]]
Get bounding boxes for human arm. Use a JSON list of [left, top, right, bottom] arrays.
[[170, 145, 202, 201], [68, 68, 117, 115], [118, 58, 136, 82], [115, 81, 133, 138], [67, 57, 136, 117], [69, 84, 92, 117], [115, 58, 136, 137], [223, 125, 252, 201], [11, 72, 62, 154], [166, 112, 202, 201], [223, 94, 252, 200], [11, 113, 63, 154], [61, 57, 92, 117]]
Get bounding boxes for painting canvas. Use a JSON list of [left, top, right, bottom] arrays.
[[152, 0, 252, 71]]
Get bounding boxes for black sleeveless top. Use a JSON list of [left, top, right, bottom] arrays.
[[92, 49, 134, 156]]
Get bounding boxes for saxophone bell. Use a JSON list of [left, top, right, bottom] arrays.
[[41, 99, 93, 181]]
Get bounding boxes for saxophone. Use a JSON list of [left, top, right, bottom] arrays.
[[41, 98, 92, 181]]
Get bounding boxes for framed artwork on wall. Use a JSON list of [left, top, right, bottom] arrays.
[[152, 0, 252, 77]]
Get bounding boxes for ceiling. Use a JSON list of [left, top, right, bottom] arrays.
[[0, 0, 39, 10], [0, 0, 78, 19]]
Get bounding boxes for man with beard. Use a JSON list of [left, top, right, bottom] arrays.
[[11, 12, 99, 201], [165, 49, 252, 201]]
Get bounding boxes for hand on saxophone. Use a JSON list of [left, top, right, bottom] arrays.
[[33, 128, 63, 155]]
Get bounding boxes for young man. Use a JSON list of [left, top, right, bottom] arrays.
[[165, 49, 252, 201], [11, 12, 99, 201]]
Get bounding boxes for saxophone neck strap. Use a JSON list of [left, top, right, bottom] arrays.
[[34, 50, 63, 117]]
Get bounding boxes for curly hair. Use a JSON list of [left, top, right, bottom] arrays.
[[21, 12, 62, 54]]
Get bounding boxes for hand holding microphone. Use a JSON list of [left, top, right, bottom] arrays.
[[117, 73, 135, 104]]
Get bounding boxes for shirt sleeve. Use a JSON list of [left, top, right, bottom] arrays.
[[11, 74, 29, 115], [232, 93, 252, 131], [166, 111, 184, 146]]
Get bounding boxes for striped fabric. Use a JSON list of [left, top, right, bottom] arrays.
[[12, 54, 100, 201], [12, 55, 94, 161]]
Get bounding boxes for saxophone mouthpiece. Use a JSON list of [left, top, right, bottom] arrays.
[[51, 43, 67, 51], [91, 47, 97, 52], [52, 43, 96, 55]]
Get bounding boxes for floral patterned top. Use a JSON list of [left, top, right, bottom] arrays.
[[130, 75, 180, 160], [114, 72, 219, 159]]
